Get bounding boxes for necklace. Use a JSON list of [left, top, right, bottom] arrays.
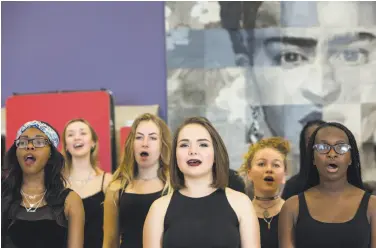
[[263, 216, 274, 230], [136, 176, 158, 181], [254, 200, 280, 219], [20, 189, 46, 200], [69, 171, 94, 187], [254, 195, 280, 201], [21, 190, 47, 212]]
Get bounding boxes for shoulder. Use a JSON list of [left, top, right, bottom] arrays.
[[65, 190, 83, 206], [102, 172, 113, 192], [367, 193, 376, 215], [280, 194, 299, 220], [151, 193, 173, 212], [147, 193, 174, 220], [64, 190, 84, 217], [225, 188, 253, 217], [225, 187, 250, 204]]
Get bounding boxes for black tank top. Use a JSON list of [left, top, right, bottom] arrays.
[[295, 192, 371, 248], [119, 189, 162, 248], [82, 173, 106, 248], [163, 189, 240, 248], [4, 188, 71, 248], [258, 214, 279, 248]]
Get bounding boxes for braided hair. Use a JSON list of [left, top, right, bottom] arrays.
[[299, 122, 364, 192]]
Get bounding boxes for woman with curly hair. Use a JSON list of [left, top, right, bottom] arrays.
[[239, 137, 290, 248]]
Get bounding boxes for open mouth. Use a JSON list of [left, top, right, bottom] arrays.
[[327, 163, 339, 173], [73, 143, 84, 149], [187, 159, 202, 167], [24, 154, 36, 165], [140, 151, 149, 157], [264, 176, 275, 182]]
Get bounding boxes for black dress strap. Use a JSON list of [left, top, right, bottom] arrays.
[[354, 192, 371, 219], [101, 173, 106, 191]]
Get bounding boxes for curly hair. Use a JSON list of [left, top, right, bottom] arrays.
[[239, 136, 291, 176], [238, 137, 291, 197]]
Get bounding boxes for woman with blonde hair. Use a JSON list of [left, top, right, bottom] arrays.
[[239, 137, 290, 248], [103, 113, 172, 248], [62, 118, 113, 248]]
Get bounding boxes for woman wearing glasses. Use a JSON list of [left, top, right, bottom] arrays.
[[2, 120, 85, 248], [279, 122, 376, 248]]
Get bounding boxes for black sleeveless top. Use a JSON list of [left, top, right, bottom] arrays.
[[4, 188, 71, 248], [259, 214, 279, 248], [163, 189, 240, 248], [295, 192, 371, 248], [119, 189, 162, 248], [82, 173, 106, 248]]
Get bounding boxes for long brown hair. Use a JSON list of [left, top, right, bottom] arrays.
[[61, 118, 100, 174], [111, 113, 172, 193]]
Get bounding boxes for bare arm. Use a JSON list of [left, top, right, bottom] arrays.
[[103, 181, 121, 248], [369, 195, 376, 248], [65, 191, 85, 248], [143, 195, 172, 248], [226, 188, 260, 248], [278, 195, 299, 248]]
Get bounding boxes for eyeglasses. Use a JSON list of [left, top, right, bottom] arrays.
[[15, 138, 50, 149], [313, 143, 351, 155]]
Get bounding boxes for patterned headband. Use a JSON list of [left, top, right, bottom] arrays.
[[16, 120, 60, 148]]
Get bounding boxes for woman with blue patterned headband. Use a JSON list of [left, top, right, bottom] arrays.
[[1, 120, 85, 248]]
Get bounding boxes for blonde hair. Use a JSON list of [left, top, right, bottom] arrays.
[[239, 137, 291, 196], [61, 118, 100, 175], [111, 113, 172, 194]]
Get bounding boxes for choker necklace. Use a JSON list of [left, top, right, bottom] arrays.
[[254, 195, 280, 201], [137, 176, 158, 181]]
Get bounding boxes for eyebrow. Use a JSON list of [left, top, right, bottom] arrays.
[[19, 134, 45, 138], [67, 128, 87, 132], [136, 132, 158, 136], [327, 32, 376, 46], [178, 138, 211, 143], [256, 158, 282, 163], [264, 36, 317, 48]]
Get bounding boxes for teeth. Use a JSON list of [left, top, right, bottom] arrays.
[[187, 159, 202, 165], [74, 144, 83, 148]]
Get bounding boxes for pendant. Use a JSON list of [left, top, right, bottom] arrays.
[[268, 222, 271, 230], [26, 207, 36, 213], [263, 209, 270, 218]]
